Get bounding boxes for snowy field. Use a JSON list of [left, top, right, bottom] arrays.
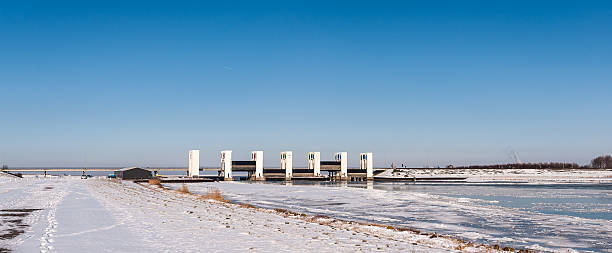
[[168, 176, 612, 252], [1, 175, 504, 253]]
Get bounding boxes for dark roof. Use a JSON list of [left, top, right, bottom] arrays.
[[116, 167, 150, 172]]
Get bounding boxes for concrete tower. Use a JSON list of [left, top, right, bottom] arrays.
[[360, 152, 373, 180], [251, 151, 264, 181], [221, 150, 232, 181], [308, 152, 321, 177], [281, 151, 293, 181], [335, 152, 348, 179], [188, 150, 200, 177]]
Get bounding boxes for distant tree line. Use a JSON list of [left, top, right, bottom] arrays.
[[450, 155, 612, 170], [453, 162, 581, 170], [591, 155, 612, 169]]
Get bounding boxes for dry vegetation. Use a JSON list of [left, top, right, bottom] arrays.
[[108, 178, 123, 184], [201, 188, 231, 203], [177, 184, 190, 194], [148, 178, 162, 187], [273, 208, 299, 216], [239, 203, 255, 209]]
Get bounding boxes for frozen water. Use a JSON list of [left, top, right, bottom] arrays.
[[173, 180, 612, 252]]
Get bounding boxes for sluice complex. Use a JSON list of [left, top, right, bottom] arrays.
[[189, 150, 376, 181]]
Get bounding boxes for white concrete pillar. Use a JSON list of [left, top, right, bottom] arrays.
[[281, 151, 293, 180], [252, 151, 264, 181], [308, 152, 321, 176], [367, 180, 374, 190], [335, 152, 348, 179], [188, 150, 200, 177], [221, 150, 232, 181], [360, 152, 373, 180]]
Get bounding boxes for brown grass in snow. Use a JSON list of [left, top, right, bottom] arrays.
[[108, 178, 122, 184], [177, 184, 190, 194], [201, 188, 231, 203], [239, 203, 255, 209], [273, 208, 299, 216], [148, 178, 162, 187]]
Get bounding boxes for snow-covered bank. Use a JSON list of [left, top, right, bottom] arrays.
[[0, 176, 152, 253], [171, 181, 611, 253], [94, 180, 488, 252], [1, 177, 505, 252], [377, 169, 612, 183]]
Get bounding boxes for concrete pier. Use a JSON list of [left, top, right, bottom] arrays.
[[360, 152, 373, 180], [308, 152, 321, 177], [188, 150, 200, 177], [221, 150, 233, 181], [281, 151, 292, 181], [252, 151, 264, 181], [336, 152, 348, 180]]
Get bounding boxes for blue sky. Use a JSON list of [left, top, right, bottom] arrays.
[[1, 1, 611, 167]]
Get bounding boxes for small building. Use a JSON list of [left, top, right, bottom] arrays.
[[114, 167, 152, 180]]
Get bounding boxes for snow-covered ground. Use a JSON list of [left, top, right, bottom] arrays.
[[377, 169, 612, 183], [169, 179, 612, 253], [1, 176, 501, 252], [0, 176, 154, 252]]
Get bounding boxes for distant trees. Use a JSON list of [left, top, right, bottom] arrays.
[[446, 156, 612, 170], [591, 155, 612, 169], [448, 158, 612, 170], [454, 162, 581, 170]]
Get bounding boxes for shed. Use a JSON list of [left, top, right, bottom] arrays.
[[114, 167, 152, 180]]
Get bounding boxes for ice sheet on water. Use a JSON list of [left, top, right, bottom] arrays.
[[169, 181, 612, 252]]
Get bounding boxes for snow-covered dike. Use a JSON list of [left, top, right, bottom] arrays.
[[1, 177, 503, 252], [169, 181, 611, 253], [1, 177, 152, 253]]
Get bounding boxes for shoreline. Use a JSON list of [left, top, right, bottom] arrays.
[[168, 179, 609, 252], [148, 181, 519, 252], [1, 174, 608, 252]]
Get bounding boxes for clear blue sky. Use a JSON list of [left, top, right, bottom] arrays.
[[1, 1, 611, 167]]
